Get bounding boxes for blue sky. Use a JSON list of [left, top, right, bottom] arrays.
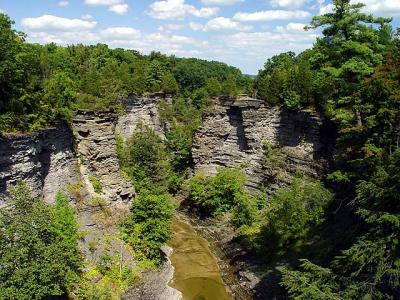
[[1, 0, 399, 74]]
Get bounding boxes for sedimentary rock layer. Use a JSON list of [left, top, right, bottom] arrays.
[[0, 126, 77, 203], [192, 99, 333, 191]]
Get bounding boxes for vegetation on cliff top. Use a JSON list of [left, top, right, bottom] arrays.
[[0, 12, 251, 132]]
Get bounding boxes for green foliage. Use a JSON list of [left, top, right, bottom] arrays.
[[121, 123, 173, 191], [307, 0, 391, 122], [185, 168, 251, 218], [280, 259, 340, 300], [260, 177, 333, 256], [191, 88, 210, 110], [255, 51, 314, 109], [273, 5, 400, 299], [120, 191, 175, 263], [0, 13, 251, 132], [262, 140, 284, 171], [231, 191, 258, 228], [89, 175, 103, 194], [161, 72, 179, 95], [159, 97, 202, 174], [221, 74, 238, 99], [205, 77, 222, 97], [0, 183, 81, 299]]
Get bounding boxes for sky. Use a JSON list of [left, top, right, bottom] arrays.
[[1, 0, 400, 74]]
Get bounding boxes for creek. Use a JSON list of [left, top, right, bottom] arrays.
[[168, 217, 233, 300]]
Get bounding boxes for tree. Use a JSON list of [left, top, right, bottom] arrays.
[[43, 72, 77, 123], [221, 74, 238, 99], [122, 123, 172, 190], [161, 72, 179, 95], [260, 177, 333, 256], [0, 183, 81, 300], [306, 0, 392, 123], [205, 77, 221, 97], [120, 190, 175, 263]]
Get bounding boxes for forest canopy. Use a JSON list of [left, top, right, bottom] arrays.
[[0, 13, 252, 132]]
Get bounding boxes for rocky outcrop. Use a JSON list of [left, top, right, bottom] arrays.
[[116, 94, 169, 141], [72, 110, 134, 202], [122, 246, 182, 300], [192, 98, 333, 192], [0, 126, 77, 204]]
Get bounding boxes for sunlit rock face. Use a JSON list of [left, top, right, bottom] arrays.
[[192, 97, 335, 192], [72, 110, 134, 203], [116, 94, 169, 141], [0, 126, 77, 204]]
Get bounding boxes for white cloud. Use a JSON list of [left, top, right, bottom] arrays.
[[270, 0, 308, 8], [158, 24, 184, 32], [148, 0, 219, 19], [353, 0, 400, 17], [21, 15, 97, 31], [285, 22, 306, 32], [200, 0, 243, 5], [189, 22, 204, 31], [81, 14, 94, 20], [205, 17, 253, 31], [0, 8, 6, 14], [319, 3, 334, 14], [84, 0, 129, 15], [108, 3, 128, 15], [26, 30, 99, 44], [84, 0, 122, 5], [100, 27, 141, 39], [224, 30, 317, 52], [58, 1, 69, 7], [233, 10, 311, 22]]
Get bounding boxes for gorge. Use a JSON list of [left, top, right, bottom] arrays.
[[0, 94, 330, 299]]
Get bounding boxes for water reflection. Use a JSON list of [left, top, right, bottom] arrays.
[[168, 218, 232, 300]]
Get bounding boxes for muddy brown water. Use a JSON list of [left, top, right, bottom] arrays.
[[168, 218, 233, 300]]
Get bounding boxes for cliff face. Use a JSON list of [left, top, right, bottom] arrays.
[[192, 99, 333, 192], [116, 94, 168, 141], [72, 110, 134, 202], [0, 126, 77, 204]]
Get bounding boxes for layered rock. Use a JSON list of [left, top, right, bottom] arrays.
[[0, 126, 77, 204], [192, 98, 333, 192], [72, 110, 134, 202], [116, 94, 168, 141]]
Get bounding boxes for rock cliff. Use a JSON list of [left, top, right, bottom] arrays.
[[192, 98, 333, 192], [116, 94, 168, 141], [0, 126, 77, 204], [72, 110, 134, 203]]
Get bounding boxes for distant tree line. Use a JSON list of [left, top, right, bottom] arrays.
[[0, 13, 252, 132]]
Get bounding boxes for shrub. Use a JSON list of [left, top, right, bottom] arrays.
[[231, 191, 258, 228], [260, 177, 333, 256], [120, 190, 175, 263], [185, 168, 249, 217]]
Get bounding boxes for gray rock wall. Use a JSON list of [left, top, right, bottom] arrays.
[[116, 94, 168, 141], [0, 126, 77, 204], [192, 99, 332, 192], [72, 110, 134, 202]]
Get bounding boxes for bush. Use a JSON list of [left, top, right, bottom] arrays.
[[123, 123, 172, 189], [120, 190, 175, 263], [231, 191, 258, 228], [260, 177, 333, 256], [185, 168, 250, 217], [0, 184, 81, 299]]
